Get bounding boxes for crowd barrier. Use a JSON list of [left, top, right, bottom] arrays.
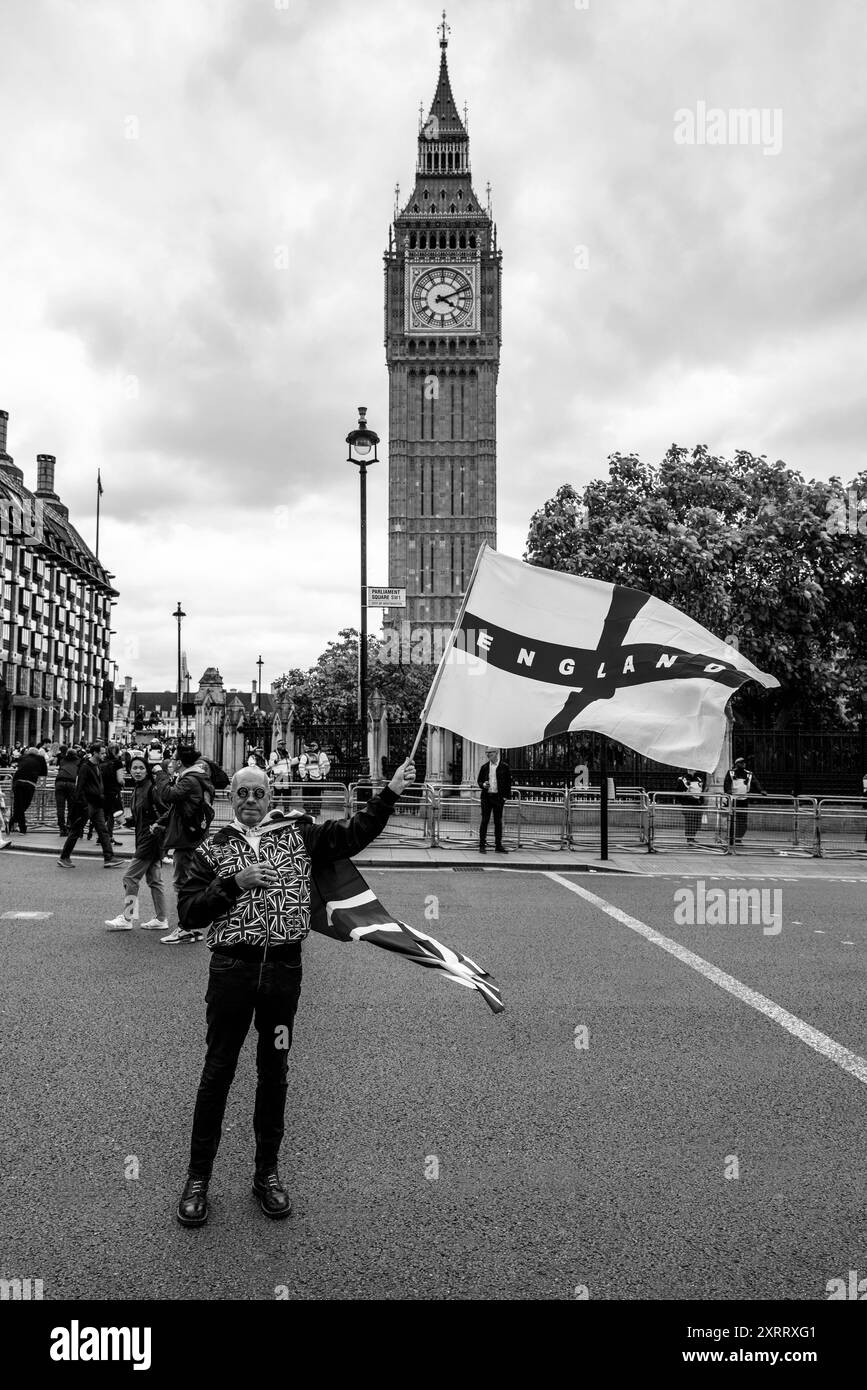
[[3, 772, 867, 859], [815, 798, 867, 858], [349, 782, 436, 846], [567, 787, 648, 851]]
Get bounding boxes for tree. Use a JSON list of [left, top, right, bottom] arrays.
[[525, 446, 867, 726], [273, 629, 433, 728]]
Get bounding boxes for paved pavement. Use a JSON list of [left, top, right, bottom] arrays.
[[0, 849, 865, 1301], [5, 822, 867, 880]]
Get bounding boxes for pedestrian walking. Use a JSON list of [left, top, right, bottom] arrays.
[[57, 743, 125, 868], [157, 745, 221, 944], [105, 755, 171, 932], [676, 768, 706, 844], [54, 744, 82, 835], [101, 744, 126, 846], [0, 782, 10, 848], [477, 747, 512, 853], [173, 756, 416, 1228], [297, 740, 330, 819], [9, 744, 48, 835], [723, 756, 765, 845]]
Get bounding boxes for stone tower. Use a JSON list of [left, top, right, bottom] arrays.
[[383, 16, 501, 665]]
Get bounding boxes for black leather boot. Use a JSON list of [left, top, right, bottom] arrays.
[[177, 1174, 210, 1227], [252, 1169, 292, 1219]]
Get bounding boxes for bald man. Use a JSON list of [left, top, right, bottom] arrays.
[[174, 757, 415, 1227]]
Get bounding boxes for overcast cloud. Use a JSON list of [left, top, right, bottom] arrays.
[[2, 0, 865, 690]]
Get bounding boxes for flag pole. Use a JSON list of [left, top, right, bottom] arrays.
[[95, 471, 102, 559], [599, 735, 609, 860], [405, 540, 489, 765]]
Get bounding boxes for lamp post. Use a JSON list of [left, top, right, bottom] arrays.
[[172, 602, 185, 741], [369, 686, 385, 785], [256, 655, 264, 709], [346, 406, 379, 780]]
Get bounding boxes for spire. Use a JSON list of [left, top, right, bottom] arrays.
[[423, 13, 467, 141]]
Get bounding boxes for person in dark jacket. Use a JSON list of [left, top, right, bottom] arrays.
[[105, 754, 171, 931], [173, 756, 416, 1228], [676, 769, 707, 844], [477, 747, 512, 853], [57, 743, 124, 868], [100, 745, 126, 844], [54, 745, 81, 835], [10, 745, 49, 834], [158, 745, 218, 944], [723, 756, 765, 844]]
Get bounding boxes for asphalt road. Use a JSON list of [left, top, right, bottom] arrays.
[[0, 851, 864, 1301]]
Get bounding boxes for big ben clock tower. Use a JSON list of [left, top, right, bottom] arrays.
[[383, 15, 501, 686]]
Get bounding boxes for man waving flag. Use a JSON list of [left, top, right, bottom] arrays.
[[424, 545, 779, 773]]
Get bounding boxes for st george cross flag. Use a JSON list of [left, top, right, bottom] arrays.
[[425, 546, 779, 773], [310, 857, 504, 1014]]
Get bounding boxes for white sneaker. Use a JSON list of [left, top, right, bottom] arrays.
[[105, 914, 134, 931], [160, 926, 203, 945], [141, 917, 170, 931]]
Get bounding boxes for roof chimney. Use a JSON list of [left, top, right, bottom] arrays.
[[0, 409, 25, 484], [35, 451, 69, 518], [36, 454, 57, 497]]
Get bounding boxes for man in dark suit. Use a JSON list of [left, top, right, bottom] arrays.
[[477, 747, 512, 854]]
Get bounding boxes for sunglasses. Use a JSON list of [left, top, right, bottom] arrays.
[[235, 786, 267, 801]]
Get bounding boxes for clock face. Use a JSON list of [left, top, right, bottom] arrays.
[[410, 266, 475, 329]]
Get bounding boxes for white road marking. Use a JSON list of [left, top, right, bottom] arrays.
[[545, 871, 867, 1089], [0, 911, 53, 920]]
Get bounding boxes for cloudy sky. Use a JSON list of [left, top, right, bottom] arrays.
[[2, 0, 864, 691]]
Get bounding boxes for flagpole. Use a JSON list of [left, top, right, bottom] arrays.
[[405, 540, 489, 765], [95, 472, 101, 559]]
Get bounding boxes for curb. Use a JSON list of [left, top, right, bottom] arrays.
[[2, 842, 633, 873]]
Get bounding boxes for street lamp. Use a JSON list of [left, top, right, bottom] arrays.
[[172, 601, 185, 740], [256, 655, 264, 709], [346, 406, 379, 780]]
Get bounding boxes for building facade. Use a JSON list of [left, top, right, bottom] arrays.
[[0, 409, 117, 749], [383, 21, 501, 659]]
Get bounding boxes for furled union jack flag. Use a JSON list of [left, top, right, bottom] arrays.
[[309, 857, 504, 1014]]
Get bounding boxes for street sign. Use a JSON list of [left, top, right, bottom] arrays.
[[366, 587, 406, 607]]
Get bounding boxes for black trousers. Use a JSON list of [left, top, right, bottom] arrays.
[[11, 780, 36, 832], [54, 782, 75, 832], [188, 955, 303, 1178], [480, 792, 506, 847], [61, 803, 114, 861]]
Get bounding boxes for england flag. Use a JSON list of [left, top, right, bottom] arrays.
[[424, 546, 779, 773]]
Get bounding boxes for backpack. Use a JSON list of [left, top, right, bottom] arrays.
[[203, 758, 230, 791]]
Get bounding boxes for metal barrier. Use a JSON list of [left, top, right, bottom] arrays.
[[649, 791, 728, 854], [816, 798, 867, 857], [717, 794, 812, 855], [512, 785, 568, 850], [567, 788, 649, 851], [432, 783, 523, 849], [348, 782, 436, 846], [648, 792, 818, 856]]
